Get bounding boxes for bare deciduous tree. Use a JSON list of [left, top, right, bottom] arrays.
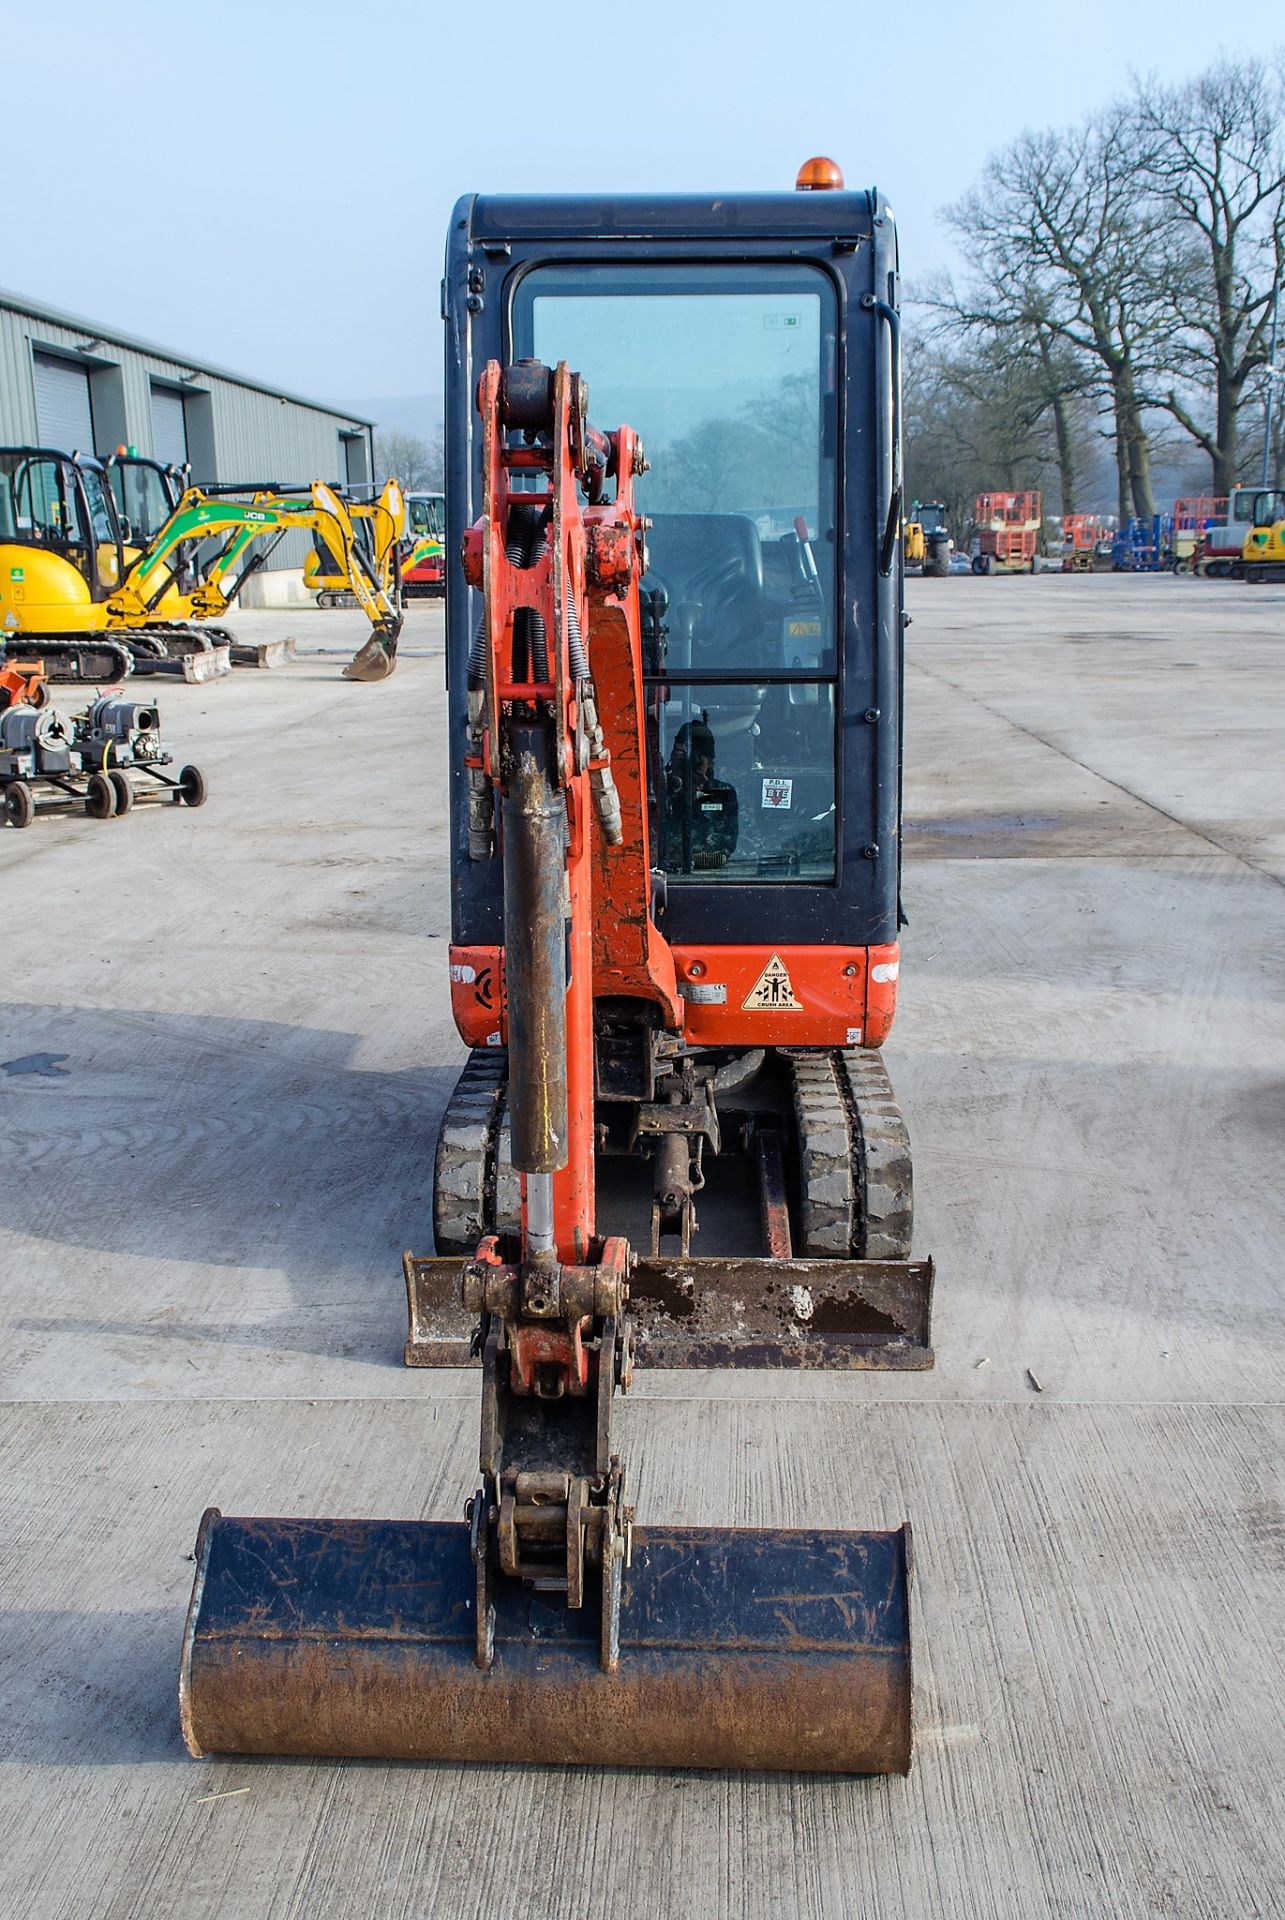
[[903, 331, 1064, 537], [920, 263, 1100, 516], [919, 57, 1285, 517], [1135, 59, 1285, 493], [944, 108, 1172, 521], [373, 430, 444, 493]]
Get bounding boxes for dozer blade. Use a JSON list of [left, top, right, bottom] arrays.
[[404, 1252, 935, 1370], [228, 636, 297, 669], [180, 1509, 913, 1772], [126, 632, 233, 682], [180, 644, 232, 684], [129, 645, 232, 683]]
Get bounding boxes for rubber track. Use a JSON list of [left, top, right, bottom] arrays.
[[432, 1050, 507, 1255], [840, 1048, 914, 1259], [435, 1044, 912, 1261], [4, 637, 134, 683], [432, 1049, 521, 1254], [787, 1049, 913, 1260]]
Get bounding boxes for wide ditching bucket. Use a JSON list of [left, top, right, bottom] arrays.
[[181, 1246, 928, 1775], [181, 1509, 913, 1772]]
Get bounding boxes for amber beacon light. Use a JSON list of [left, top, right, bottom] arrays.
[[795, 156, 845, 191]]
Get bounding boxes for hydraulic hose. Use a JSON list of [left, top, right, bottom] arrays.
[[467, 509, 553, 690]]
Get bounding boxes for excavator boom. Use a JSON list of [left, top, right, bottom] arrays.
[[112, 479, 404, 655]]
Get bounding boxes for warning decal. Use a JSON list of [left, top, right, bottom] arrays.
[[761, 776, 793, 810], [742, 953, 803, 1012]]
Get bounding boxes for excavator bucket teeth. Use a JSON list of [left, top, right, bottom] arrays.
[[404, 1252, 935, 1370], [181, 1510, 913, 1773]]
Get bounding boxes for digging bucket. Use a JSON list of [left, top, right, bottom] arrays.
[[180, 1509, 913, 1773]]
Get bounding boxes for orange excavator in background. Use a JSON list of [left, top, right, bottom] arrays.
[[181, 165, 934, 1775]]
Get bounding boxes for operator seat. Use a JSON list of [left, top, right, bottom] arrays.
[[643, 513, 766, 669], [643, 513, 768, 777]]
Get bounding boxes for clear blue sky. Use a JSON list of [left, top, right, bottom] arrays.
[[5, 0, 1257, 412]]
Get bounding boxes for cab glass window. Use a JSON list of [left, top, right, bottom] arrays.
[[110, 462, 173, 543], [513, 263, 838, 883], [408, 493, 444, 540], [1, 454, 72, 541], [655, 683, 836, 881], [81, 467, 116, 545]]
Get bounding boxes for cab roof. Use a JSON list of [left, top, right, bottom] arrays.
[[460, 190, 886, 244]]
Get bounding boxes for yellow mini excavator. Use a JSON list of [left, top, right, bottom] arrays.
[[1240, 489, 1285, 582], [0, 447, 404, 683]]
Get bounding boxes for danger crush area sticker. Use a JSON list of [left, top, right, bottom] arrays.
[[743, 954, 802, 1011]]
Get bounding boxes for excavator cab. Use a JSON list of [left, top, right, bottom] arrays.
[[104, 451, 182, 547], [904, 499, 951, 576], [442, 211, 904, 1035], [1241, 488, 1285, 581], [401, 488, 446, 595], [406, 491, 443, 539], [0, 447, 124, 600], [182, 177, 933, 1774], [0, 447, 141, 678]]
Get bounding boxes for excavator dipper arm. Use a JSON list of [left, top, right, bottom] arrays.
[[454, 358, 641, 1662]]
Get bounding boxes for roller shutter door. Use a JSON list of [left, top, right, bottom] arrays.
[[33, 353, 94, 453], [150, 385, 188, 466]]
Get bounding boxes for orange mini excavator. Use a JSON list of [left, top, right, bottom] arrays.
[[181, 166, 935, 1775]]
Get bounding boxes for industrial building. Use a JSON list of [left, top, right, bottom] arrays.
[[0, 287, 374, 601]]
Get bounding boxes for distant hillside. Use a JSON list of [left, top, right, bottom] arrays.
[[341, 394, 443, 441]]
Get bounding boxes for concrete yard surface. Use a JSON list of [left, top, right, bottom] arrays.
[[0, 583, 1282, 1919]]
